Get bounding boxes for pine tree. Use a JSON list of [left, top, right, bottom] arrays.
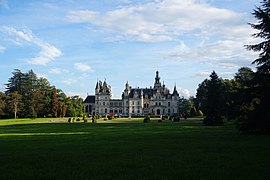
[[237, 0, 270, 132], [203, 71, 224, 125]]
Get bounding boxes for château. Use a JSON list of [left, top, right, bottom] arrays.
[[83, 71, 180, 116]]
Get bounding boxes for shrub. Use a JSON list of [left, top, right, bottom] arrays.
[[197, 110, 204, 116], [84, 117, 88, 123], [108, 116, 114, 120], [92, 117, 97, 123], [173, 117, 180, 122], [143, 116, 151, 123]]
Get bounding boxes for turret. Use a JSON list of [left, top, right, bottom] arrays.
[[154, 71, 162, 89], [95, 81, 100, 94], [124, 81, 131, 94]]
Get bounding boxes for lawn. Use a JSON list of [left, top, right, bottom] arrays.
[[0, 118, 269, 179]]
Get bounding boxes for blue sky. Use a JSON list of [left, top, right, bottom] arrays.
[[0, 0, 260, 99]]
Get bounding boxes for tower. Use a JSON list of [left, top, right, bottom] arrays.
[[154, 71, 162, 89]]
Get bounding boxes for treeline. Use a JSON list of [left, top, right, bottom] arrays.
[[0, 69, 84, 119], [179, 66, 269, 133], [180, 0, 270, 133]]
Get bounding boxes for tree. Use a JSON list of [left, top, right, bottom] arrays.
[[195, 79, 209, 114], [51, 88, 59, 118], [203, 71, 224, 125], [237, 0, 270, 132], [0, 92, 6, 117], [179, 97, 192, 117], [7, 91, 22, 119]]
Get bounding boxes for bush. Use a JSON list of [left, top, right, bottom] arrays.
[[172, 117, 180, 122], [84, 117, 88, 123], [143, 116, 151, 123], [92, 117, 97, 123], [108, 116, 114, 120], [197, 110, 204, 116]]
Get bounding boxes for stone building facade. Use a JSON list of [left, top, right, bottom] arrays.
[[83, 71, 180, 116]]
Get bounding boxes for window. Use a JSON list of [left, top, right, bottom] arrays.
[[159, 102, 161, 106], [137, 101, 140, 105], [168, 102, 170, 107], [155, 102, 158, 106], [132, 101, 134, 105], [105, 109, 107, 113], [137, 110, 140, 114], [144, 104, 146, 108], [168, 109, 171, 113], [103, 102, 105, 106]]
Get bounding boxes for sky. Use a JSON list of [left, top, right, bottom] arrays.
[[0, 0, 261, 99]]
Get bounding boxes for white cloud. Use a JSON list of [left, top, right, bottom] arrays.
[[36, 73, 49, 80], [62, 78, 78, 85], [49, 68, 69, 74], [1, 26, 62, 65], [0, 83, 5, 92], [0, 45, 5, 53], [168, 39, 258, 68], [68, 0, 246, 42], [195, 71, 235, 79], [65, 91, 86, 99], [179, 87, 191, 98], [195, 71, 211, 78], [74, 63, 92, 72]]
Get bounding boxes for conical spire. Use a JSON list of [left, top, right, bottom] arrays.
[[95, 81, 99, 90], [173, 84, 179, 96]]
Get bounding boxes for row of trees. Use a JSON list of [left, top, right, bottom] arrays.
[[0, 69, 84, 119], [191, 0, 270, 133]]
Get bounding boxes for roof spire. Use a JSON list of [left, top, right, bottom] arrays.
[[173, 83, 179, 96]]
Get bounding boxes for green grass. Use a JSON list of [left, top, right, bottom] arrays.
[[0, 118, 270, 179]]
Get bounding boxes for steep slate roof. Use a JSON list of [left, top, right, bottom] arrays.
[[83, 95, 95, 104], [127, 87, 172, 99]]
